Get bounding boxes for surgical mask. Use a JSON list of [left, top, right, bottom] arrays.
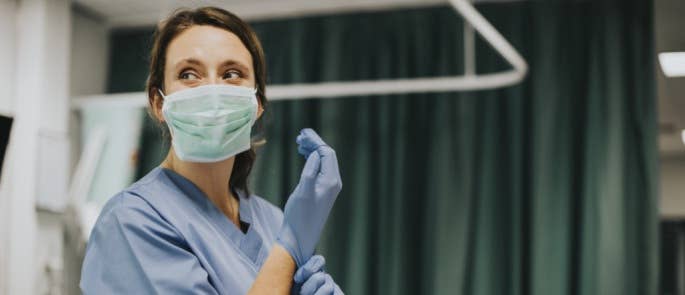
[[159, 84, 259, 163]]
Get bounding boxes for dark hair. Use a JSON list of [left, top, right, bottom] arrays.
[[146, 7, 267, 195]]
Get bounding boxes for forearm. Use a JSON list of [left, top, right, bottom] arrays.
[[247, 244, 296, 294]]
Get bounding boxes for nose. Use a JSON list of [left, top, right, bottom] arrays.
[[205, 74, 221, 86]]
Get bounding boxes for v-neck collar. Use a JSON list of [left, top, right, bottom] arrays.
[[158, 167, 265, 266]]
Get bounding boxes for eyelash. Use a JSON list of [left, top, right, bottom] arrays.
[[223, 70, 243, 80], [179, 69, 199, 80], [177, 69, 244, 81]]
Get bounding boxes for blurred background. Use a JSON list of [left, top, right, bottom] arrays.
[[0, 0, 683, 294]]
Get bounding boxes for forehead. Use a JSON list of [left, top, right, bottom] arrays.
[[165, 25, 253, 69]]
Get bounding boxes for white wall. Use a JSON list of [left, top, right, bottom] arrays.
[[0, 0, 72, 294], [70, 6, 109, 97], [69, 4, 109, 181], [64, 6, 109, 294], [661, 156, 685, 218], [0, 0, 16, 117], [0, 1, 17, 292], [0, 1, 106, 293]]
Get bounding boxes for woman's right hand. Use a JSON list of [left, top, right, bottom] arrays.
[[276, 129, 343, 267], [293, 255, 344, 295]]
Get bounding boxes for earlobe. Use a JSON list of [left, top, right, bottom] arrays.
[[256, 99, 264, 119], [156, 106, 165, 123], [152, 90, 166, 123], [257, 105, 264, 119]]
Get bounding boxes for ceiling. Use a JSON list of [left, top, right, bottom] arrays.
[[73, 0, 527, 27], [74, 0, 685, 156], [74, 0, 446, 27]]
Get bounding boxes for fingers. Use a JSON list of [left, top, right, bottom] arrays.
[[296, 129, 340, 182], [294, 255, 326, 283], [300, 272, 326, 295], [318, 146, 340, 180], [299, 128, 326, 147], [300, 151, 321, 180], [297, 128, 327, 157], [313, 274, 335, 295], [298, 145, 312, 158]]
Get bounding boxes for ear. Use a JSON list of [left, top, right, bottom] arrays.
[[151, 88, 166, 123], [256, 98, 264, 119]]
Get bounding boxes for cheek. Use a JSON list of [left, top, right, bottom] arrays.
[[162, 70, 186, 94], [162, 77, 192, 97], [163, 77, 182, 94]]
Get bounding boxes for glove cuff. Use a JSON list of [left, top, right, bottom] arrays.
[[276, 223, 305, 267]]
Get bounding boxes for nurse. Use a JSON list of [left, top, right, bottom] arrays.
[[80, 7, 343, 295]]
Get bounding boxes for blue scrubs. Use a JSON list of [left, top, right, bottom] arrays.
[[80, 167, 284, 294]]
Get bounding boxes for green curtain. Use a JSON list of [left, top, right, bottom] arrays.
[[111, 1, 658, 294]]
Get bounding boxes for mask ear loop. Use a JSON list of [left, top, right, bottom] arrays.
[[157, 88, 168, 118], [156, 88, 176, 141]]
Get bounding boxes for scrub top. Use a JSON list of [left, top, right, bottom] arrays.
[[80, 166, 284, 294]]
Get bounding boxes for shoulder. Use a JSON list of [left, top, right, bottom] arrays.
[[110, 167, 192, 216], [81, 192, 200, 294], [90, 167, 190, 244], [98, 190, 156, 220], [86, 190, 186, 264], [124, 167, 173, 200], [91, 169, 185, 242], [96, 168, 169, 225], [94, 190, 176, 237]]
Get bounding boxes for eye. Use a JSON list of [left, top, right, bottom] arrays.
[[179, 70, 200, 81], [223, 70, 243, 81]]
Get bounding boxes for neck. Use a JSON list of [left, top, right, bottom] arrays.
[[161, 147, 240, 225]]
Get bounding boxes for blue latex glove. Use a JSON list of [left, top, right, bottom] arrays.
[[296, 129, 328, 158], [292, 255, 344, 295], [277, 128, 343, 267]]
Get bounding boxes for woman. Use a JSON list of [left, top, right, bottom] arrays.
[[80, 7, 343, 295]]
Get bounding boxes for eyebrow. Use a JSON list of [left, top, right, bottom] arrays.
[[173, 58, 250, 74], [174, 58, 204, 70]]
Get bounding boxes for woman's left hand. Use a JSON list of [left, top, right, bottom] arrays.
[[292, 255, 344, 295], [277, 128, 343, 267]]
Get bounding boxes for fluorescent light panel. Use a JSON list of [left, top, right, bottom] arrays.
[[659, 52, 685, 77]]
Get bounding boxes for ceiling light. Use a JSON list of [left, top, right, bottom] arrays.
[[659, 52, 685, 77]]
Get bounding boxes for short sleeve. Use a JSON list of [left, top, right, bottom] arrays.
[[80, 193, 219, 295]]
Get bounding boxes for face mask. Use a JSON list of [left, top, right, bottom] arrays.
[[159, 84, 259, 163]]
